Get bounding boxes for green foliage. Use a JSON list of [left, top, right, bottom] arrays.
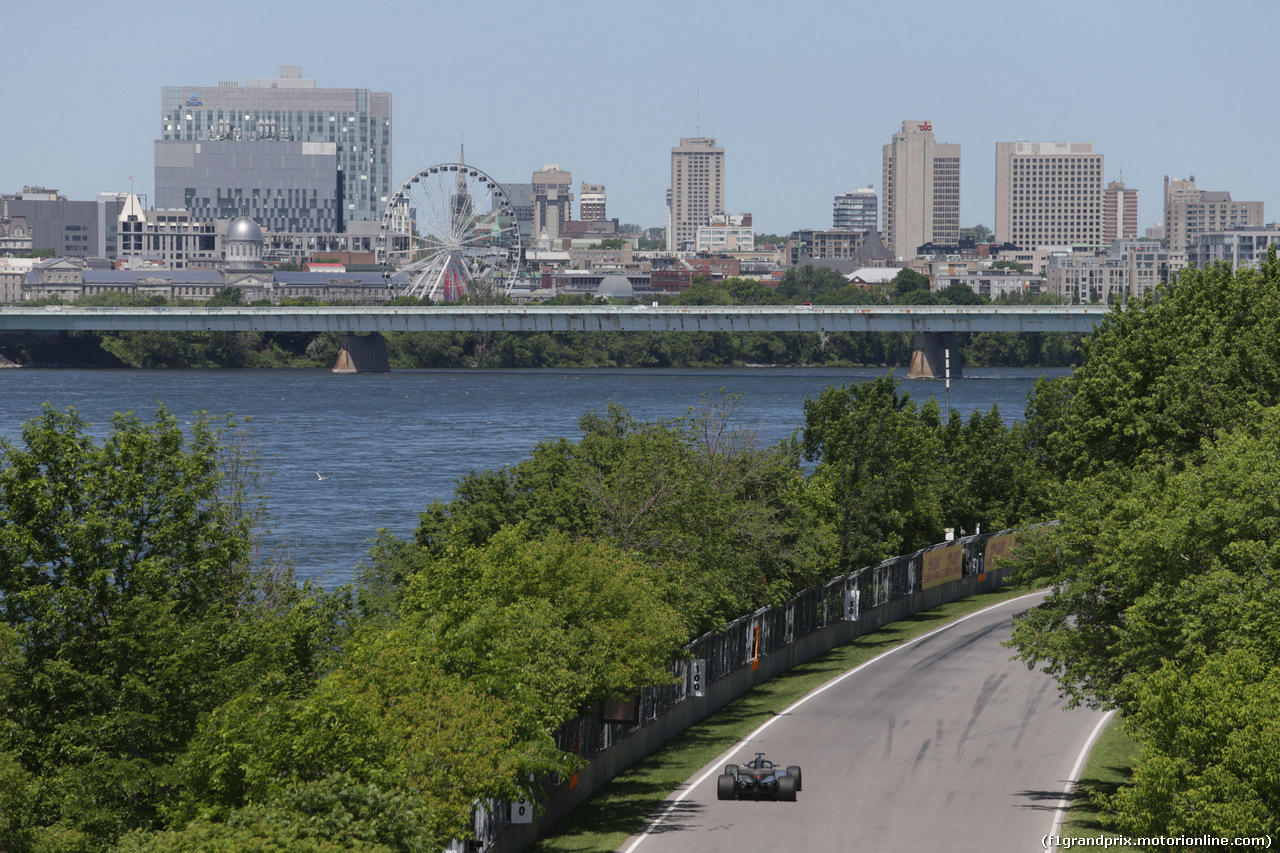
[[890, 267, 931, 297], [74, 292, 171, 308], [0, 406, 340, 850], [1028, 252, 1280, 481], [207, 286, 246, 307], [1006, 251, 1280, 838], [171, 628, 541, 850], [990, 259, 1028, 273], [801, 375, 945, 570], [802, 374, 1044, 573], [1108, 649, 1280, 839], [775, 265, 849, 300], [398, 396, 836, 632], [395, 529, 687, 731], [1008, 404, 1280, 712]]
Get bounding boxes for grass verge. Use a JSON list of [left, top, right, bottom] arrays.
[[1060, 714, 1139, 839], [531, 581, 1036, 853]]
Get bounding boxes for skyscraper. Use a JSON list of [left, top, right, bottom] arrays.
[[882, 121, 960, 260], [667, 137, 724, 251], [532, 165, 573, 243], [157, 66, 391, 230], [995, 141, 1104, 248], [833, 187, 878, 233], [1103, 181, 1139, 244]]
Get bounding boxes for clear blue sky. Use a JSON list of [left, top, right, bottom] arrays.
[[5, 0, 1277, 237]]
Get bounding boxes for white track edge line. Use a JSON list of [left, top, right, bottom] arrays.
[[621, 589, 1047, 853], [1046, 707, 1118, 850]]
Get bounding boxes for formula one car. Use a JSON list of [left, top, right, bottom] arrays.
[[716, 753, 802, 801]]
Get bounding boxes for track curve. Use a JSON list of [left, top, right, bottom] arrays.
[[621, 592, 1105, 852]]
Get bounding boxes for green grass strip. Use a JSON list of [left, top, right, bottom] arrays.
[[1060, 714, 1139, 839], [531, 582, 1036, 853]]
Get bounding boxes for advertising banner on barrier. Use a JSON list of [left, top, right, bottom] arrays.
[[984, 532, 1019, 570], [922, 542, 963, 589]]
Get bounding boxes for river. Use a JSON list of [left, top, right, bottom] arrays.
[[0, 366, 1066, 587]]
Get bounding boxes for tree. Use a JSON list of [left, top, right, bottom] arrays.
[[169, 627, 545, 852], [208, 286, 246, 307], [890, 268, 931, 298], [969, 224, 994, 244], [801, 374, 947, 571], [1105, 649, 1280, 838], [776, 265, 849, 300], [0, 406, 336, 850], [402, 396, 834, 632], [991, 259, 1028, 273], [1026, 249, 1280, 481], [1007, 403, 1280, 712], [392, 528, 688, 731]]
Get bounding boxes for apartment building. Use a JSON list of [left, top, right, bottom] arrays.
[[1163, 176, 1264, 251], [833, 187, 878, 233], [1045, 240, 1186, 303], [1186, 226, 1280, 270]]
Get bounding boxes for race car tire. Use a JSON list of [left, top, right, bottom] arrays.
[[777, 774, 797, 802], [717, 774, 736, 801], [786, 765, 802, 791], [723, 764, 739, 777]]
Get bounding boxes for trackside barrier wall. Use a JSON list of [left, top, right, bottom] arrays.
[[470, 528, 1029, 853]]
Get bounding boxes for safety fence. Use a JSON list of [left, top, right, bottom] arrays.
[[460, 526, 1029, 853]]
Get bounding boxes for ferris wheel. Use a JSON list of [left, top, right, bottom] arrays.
[[377, 160, 523, 301]]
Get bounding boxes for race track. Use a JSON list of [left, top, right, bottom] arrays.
[[621, 592, 1107, 853]]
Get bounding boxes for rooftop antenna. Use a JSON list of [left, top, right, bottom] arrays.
[[696, 88, 700, 137]]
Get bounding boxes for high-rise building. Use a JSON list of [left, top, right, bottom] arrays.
[[157, 66, 392, 229], [532, 165, 573, 243], [995, 141, 1104, 248], [580, 183, 606, 221], [1163, 175, 1264, 251], [833, 187, 878, 233], [667, 137, 724, 251], [1103, 180, 1139, 244], [882, 121, 960, 260]]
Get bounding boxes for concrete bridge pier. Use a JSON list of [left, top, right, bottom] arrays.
[[332, 332, 390, 373], [908, 331, 962, 380]]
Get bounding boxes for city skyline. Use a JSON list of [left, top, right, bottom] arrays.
[[3, 0, 1277, 238]]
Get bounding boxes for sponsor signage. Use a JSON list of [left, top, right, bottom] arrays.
[[185, 91, 203, 107], [921, 542, 963, 590], [985, 532, 1019, 570]]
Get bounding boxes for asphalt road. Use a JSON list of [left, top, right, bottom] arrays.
[[620, 592, 1107, 853]]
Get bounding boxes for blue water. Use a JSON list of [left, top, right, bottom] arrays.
[[0, 367, 1065, 586]]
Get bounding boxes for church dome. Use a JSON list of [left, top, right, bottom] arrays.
[[597, 274, 633, 299], [227, 215, 263, 242]]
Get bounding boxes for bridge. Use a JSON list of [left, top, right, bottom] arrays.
[[0, 304, 1108, 376]]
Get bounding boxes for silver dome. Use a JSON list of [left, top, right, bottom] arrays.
[[226, 215, 263, 242]]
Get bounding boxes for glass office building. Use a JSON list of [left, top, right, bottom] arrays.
[[158, 66, 391, 230]]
